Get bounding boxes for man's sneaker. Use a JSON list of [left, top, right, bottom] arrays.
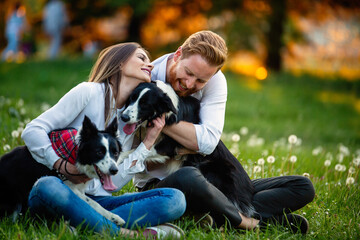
[[193, 213, 214, 228], [264, 213, 309, 234]]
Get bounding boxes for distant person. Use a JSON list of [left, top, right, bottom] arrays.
[[43, 0, 68, 59], [1, 2, 26, 61]]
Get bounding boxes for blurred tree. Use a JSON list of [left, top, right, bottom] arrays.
[[264, 0, 286, 71], [65, 0, 155, 43]]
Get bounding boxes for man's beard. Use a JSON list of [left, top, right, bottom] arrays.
[[168, 64, 196, 97]]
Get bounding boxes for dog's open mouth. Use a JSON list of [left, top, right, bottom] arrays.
[[123, 120, 144, 135], [93, 165, 117, 191]]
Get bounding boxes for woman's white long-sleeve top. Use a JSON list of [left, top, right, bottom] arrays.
[[22, 82, 152, 196]]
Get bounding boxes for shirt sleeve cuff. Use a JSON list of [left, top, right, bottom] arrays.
[[120, 142, 152, 177]]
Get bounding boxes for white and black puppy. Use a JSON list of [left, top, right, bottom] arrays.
[[119, 80, 256, 218], [119, 80, 200, 173], [0, 116, 125, 225]]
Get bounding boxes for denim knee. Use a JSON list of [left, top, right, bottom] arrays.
[[161, 188, 186, 220], [29, 176, 72, 209]]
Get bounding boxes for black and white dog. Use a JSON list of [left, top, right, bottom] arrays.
[[119, 80, 256, 217], [119, 80, 201, 173], [0, 116, 125, 225]]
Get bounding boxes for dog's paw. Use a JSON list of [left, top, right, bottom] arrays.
[[110, 214, 125, 226]]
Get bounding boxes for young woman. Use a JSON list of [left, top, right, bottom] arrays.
[[21, 42, 186, 238]]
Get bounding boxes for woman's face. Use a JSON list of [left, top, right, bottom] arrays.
[[121, 48, 153, 83]]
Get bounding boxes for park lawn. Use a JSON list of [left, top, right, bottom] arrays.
[[0, 59, 359, 239]]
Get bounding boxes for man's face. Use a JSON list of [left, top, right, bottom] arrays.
[[168, 52, 218, 97]]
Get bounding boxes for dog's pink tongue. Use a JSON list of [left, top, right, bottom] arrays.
[[123, 123, 136, 135], [102, 175, 117, 191]]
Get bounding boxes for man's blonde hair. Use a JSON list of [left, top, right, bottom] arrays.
[[181, 30, 228, 71]]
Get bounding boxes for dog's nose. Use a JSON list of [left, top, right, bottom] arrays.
[[110, 164, 118, 175], [121, 114, 130, 122]]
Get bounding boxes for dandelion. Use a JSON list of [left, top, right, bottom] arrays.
[[346, 177, 355, 185], [11, 130, 19, 138], [312, 146, 323, 156], [339, 144, 350, 156], [267, 156, 275, 164], [253, 166, 261, 173], [3, 144, 11, 151], [303, 173, 310, 178], [324, 160, 331, 167], [288, 135, 298, 145], [353, 157, 360, 167], [258, 158, 265, 165], [41, 102, 51, 112], [20, 108, 26, 115], [348, 167, 356, 174], [289, 155, 297, 163], [240, 127, 248, 135], [295, 138, 302, 146], [335, 164, 343, 172], [231, 133, 240, 142], [325, 152, 333, 161], [340, 165, 346, 172]]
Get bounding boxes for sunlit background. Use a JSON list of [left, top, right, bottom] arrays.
[[1, 0, 359, 81]]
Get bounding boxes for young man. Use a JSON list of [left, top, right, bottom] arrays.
[[134, 30, 315, 233]]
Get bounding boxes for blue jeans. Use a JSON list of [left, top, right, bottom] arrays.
[[28, 176, 186, 234]]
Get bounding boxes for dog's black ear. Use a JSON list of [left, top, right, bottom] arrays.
[[80, 115, 98, 140], [105, 117, 118, 137], [162, 93, 177, 114]]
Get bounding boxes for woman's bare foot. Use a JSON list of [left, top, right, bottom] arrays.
[[237, 212, 260, 230]]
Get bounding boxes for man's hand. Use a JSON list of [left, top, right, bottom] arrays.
[[53, 158, 90, 184]]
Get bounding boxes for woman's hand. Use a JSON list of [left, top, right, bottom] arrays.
[[143, 115, 166, 150], [53, 158, 90, 184]]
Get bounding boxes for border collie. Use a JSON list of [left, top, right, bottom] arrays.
[[119, 80, 256, 217], [0, 116, 125, 225]]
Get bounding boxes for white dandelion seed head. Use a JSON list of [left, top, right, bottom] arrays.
[[324, 160, 331, 167], [258, 158, 265, 165], [11, 130, 19, 138], [267, 156, 275, 164], [290, 155, 297, 163], [256, 138, 264, 146], [295, 138, 302, 146], [356, 149, 360, 157], [312, 146, 323, 156], [348, 166, 356, 174], [3, 144, 11, 151], [240, 127, 249, 135], [20, 108, 26, 115], [41, 102, 51, 112], [231, 133, 240, 142], [288, 135, 298, 144], [335, 164, 346, 172], [303, 173, 310, 178], [339, 144, 350, 156], [253, 166, 261, 173], [353, 157, 360, 167], [346, 177, 355, 185]]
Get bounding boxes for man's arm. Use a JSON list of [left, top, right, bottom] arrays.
[[162, 121, 199, 151]]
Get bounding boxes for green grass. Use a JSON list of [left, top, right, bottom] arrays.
[[0, 59, 359, 239]]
